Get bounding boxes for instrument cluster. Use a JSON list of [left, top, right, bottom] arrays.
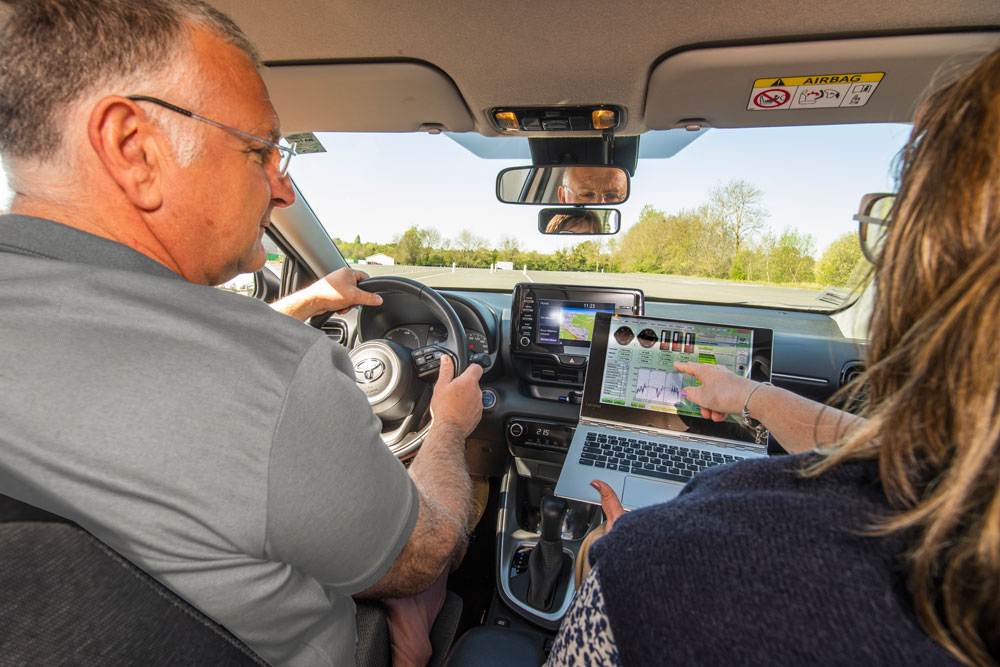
[[383, 323, 490, 354]]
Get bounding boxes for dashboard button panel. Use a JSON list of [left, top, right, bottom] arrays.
[[506, 418, 575, 453], [557, 355, 586, 367]]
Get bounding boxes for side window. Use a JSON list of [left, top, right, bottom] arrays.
[[217, 234, 286, 298], [0, 163, 11, 212]]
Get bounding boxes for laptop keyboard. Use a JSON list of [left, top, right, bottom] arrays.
[[580, 432, 741, 484]]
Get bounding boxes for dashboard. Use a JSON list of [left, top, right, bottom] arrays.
[[353, 289, 501, 364], [384, 323, 489, 354], [325, 282, 866, 476]]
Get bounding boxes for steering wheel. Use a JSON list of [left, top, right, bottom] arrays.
[[348, 276, 469, 459]]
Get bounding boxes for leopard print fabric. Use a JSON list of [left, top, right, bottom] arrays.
[[545, 565, 621, 666]]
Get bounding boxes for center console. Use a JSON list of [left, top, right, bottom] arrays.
[[495, 462, 601, 629], [494, 284, 644, 628]]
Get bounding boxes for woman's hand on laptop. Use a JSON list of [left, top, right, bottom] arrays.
[[674, 362, 756, 422], [590, 480, 625, 531]]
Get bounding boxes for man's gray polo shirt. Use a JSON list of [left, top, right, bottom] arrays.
[[0, 214, 418, 666]]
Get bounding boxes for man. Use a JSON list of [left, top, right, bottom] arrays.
[[0, 1, 482, 665], [557, 166, 628, 205]]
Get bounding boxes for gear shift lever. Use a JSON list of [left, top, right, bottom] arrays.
[[527, 495, 567, 610]]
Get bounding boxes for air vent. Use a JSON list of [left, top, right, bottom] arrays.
[[840, 361, 865, 386], [530, 360, 584, 386], [840, 361, 867, 414], [319, 319, 347, 346]]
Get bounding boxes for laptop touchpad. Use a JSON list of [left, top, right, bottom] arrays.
[[622, 475, 683, 510]]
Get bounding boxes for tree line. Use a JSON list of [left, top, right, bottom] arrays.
[[333, 179, 869, 288]]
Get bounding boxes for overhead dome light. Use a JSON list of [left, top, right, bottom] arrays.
[[494, 111, 520, 131], [490, 105, 624, 132], [591, 109, 616, 130]]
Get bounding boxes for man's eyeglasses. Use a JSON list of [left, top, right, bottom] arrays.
[[562, 185, 626, 204], [127, 95, 297, 176]]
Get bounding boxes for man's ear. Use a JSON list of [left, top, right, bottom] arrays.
[[87, 96, 166, 211]]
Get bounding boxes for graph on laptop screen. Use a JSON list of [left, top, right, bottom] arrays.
[[598, 315, 754, 419]]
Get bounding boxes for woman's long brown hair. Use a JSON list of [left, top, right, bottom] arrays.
[[810, 48, 1000, 665]]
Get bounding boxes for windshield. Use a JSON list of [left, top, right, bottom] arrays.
[[290, 123, 909, 311], [0, 124, 913, 310]]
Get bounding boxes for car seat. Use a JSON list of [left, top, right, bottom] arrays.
[[0, 493, 462, 666]]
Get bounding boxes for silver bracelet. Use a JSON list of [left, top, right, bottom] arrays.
[[741, 381, 773, 444]]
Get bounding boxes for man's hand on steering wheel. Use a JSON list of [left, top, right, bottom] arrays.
[[429, 355, 484, 440], [271, 267, 384, 321], [347, 274, 474, 457]]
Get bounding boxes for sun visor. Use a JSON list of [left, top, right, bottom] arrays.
[[644, 32, 1000, 130], [262, 62, 475, 134]]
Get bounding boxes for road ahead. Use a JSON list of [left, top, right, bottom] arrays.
[[360, 265, 837, 309]]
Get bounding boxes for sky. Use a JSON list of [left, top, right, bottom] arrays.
[[288, 123, 912, 257], [0, 122, 912, 258]]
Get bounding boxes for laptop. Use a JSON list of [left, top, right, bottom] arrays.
[[554, 312, 774, 510]]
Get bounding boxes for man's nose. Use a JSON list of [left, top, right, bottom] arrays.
[[270, 170, 296, 208]]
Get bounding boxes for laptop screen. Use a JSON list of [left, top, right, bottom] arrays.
[[581, 313, 774, 445]]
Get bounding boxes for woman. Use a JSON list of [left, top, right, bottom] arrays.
[[548, 48, 1000, 666], [544, 211, 603, 234]]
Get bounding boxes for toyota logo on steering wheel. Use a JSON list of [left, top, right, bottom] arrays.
[[353, 357, 387, 384]]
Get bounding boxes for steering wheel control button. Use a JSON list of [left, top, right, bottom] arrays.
[[482, 388, 498, 411], [412, 346, 454, 379]]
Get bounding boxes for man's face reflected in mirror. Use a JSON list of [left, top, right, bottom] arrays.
[[557, 167, 628, 204]]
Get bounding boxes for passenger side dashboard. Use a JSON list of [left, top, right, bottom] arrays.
[[315, 285, 867, 473]]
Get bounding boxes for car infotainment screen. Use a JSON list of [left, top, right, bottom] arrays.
[[536, 299, 616, 347], [511, 283, 644, 358]]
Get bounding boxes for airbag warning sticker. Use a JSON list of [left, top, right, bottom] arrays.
[[747, 72, 884, 111]]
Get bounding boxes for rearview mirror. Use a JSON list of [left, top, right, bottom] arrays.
[[497, 165, 630, 205], [538, 208, 621, 235], [853, 192, 894, 263]]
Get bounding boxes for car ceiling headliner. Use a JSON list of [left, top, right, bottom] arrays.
[[209, 0, 1000, 135]]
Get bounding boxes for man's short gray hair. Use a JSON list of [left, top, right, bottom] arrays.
[[0, 0, 260, 162]]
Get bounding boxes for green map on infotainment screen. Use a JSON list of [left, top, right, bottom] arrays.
[[537, 299, 615, 347], [558, 308, 598, 341]]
